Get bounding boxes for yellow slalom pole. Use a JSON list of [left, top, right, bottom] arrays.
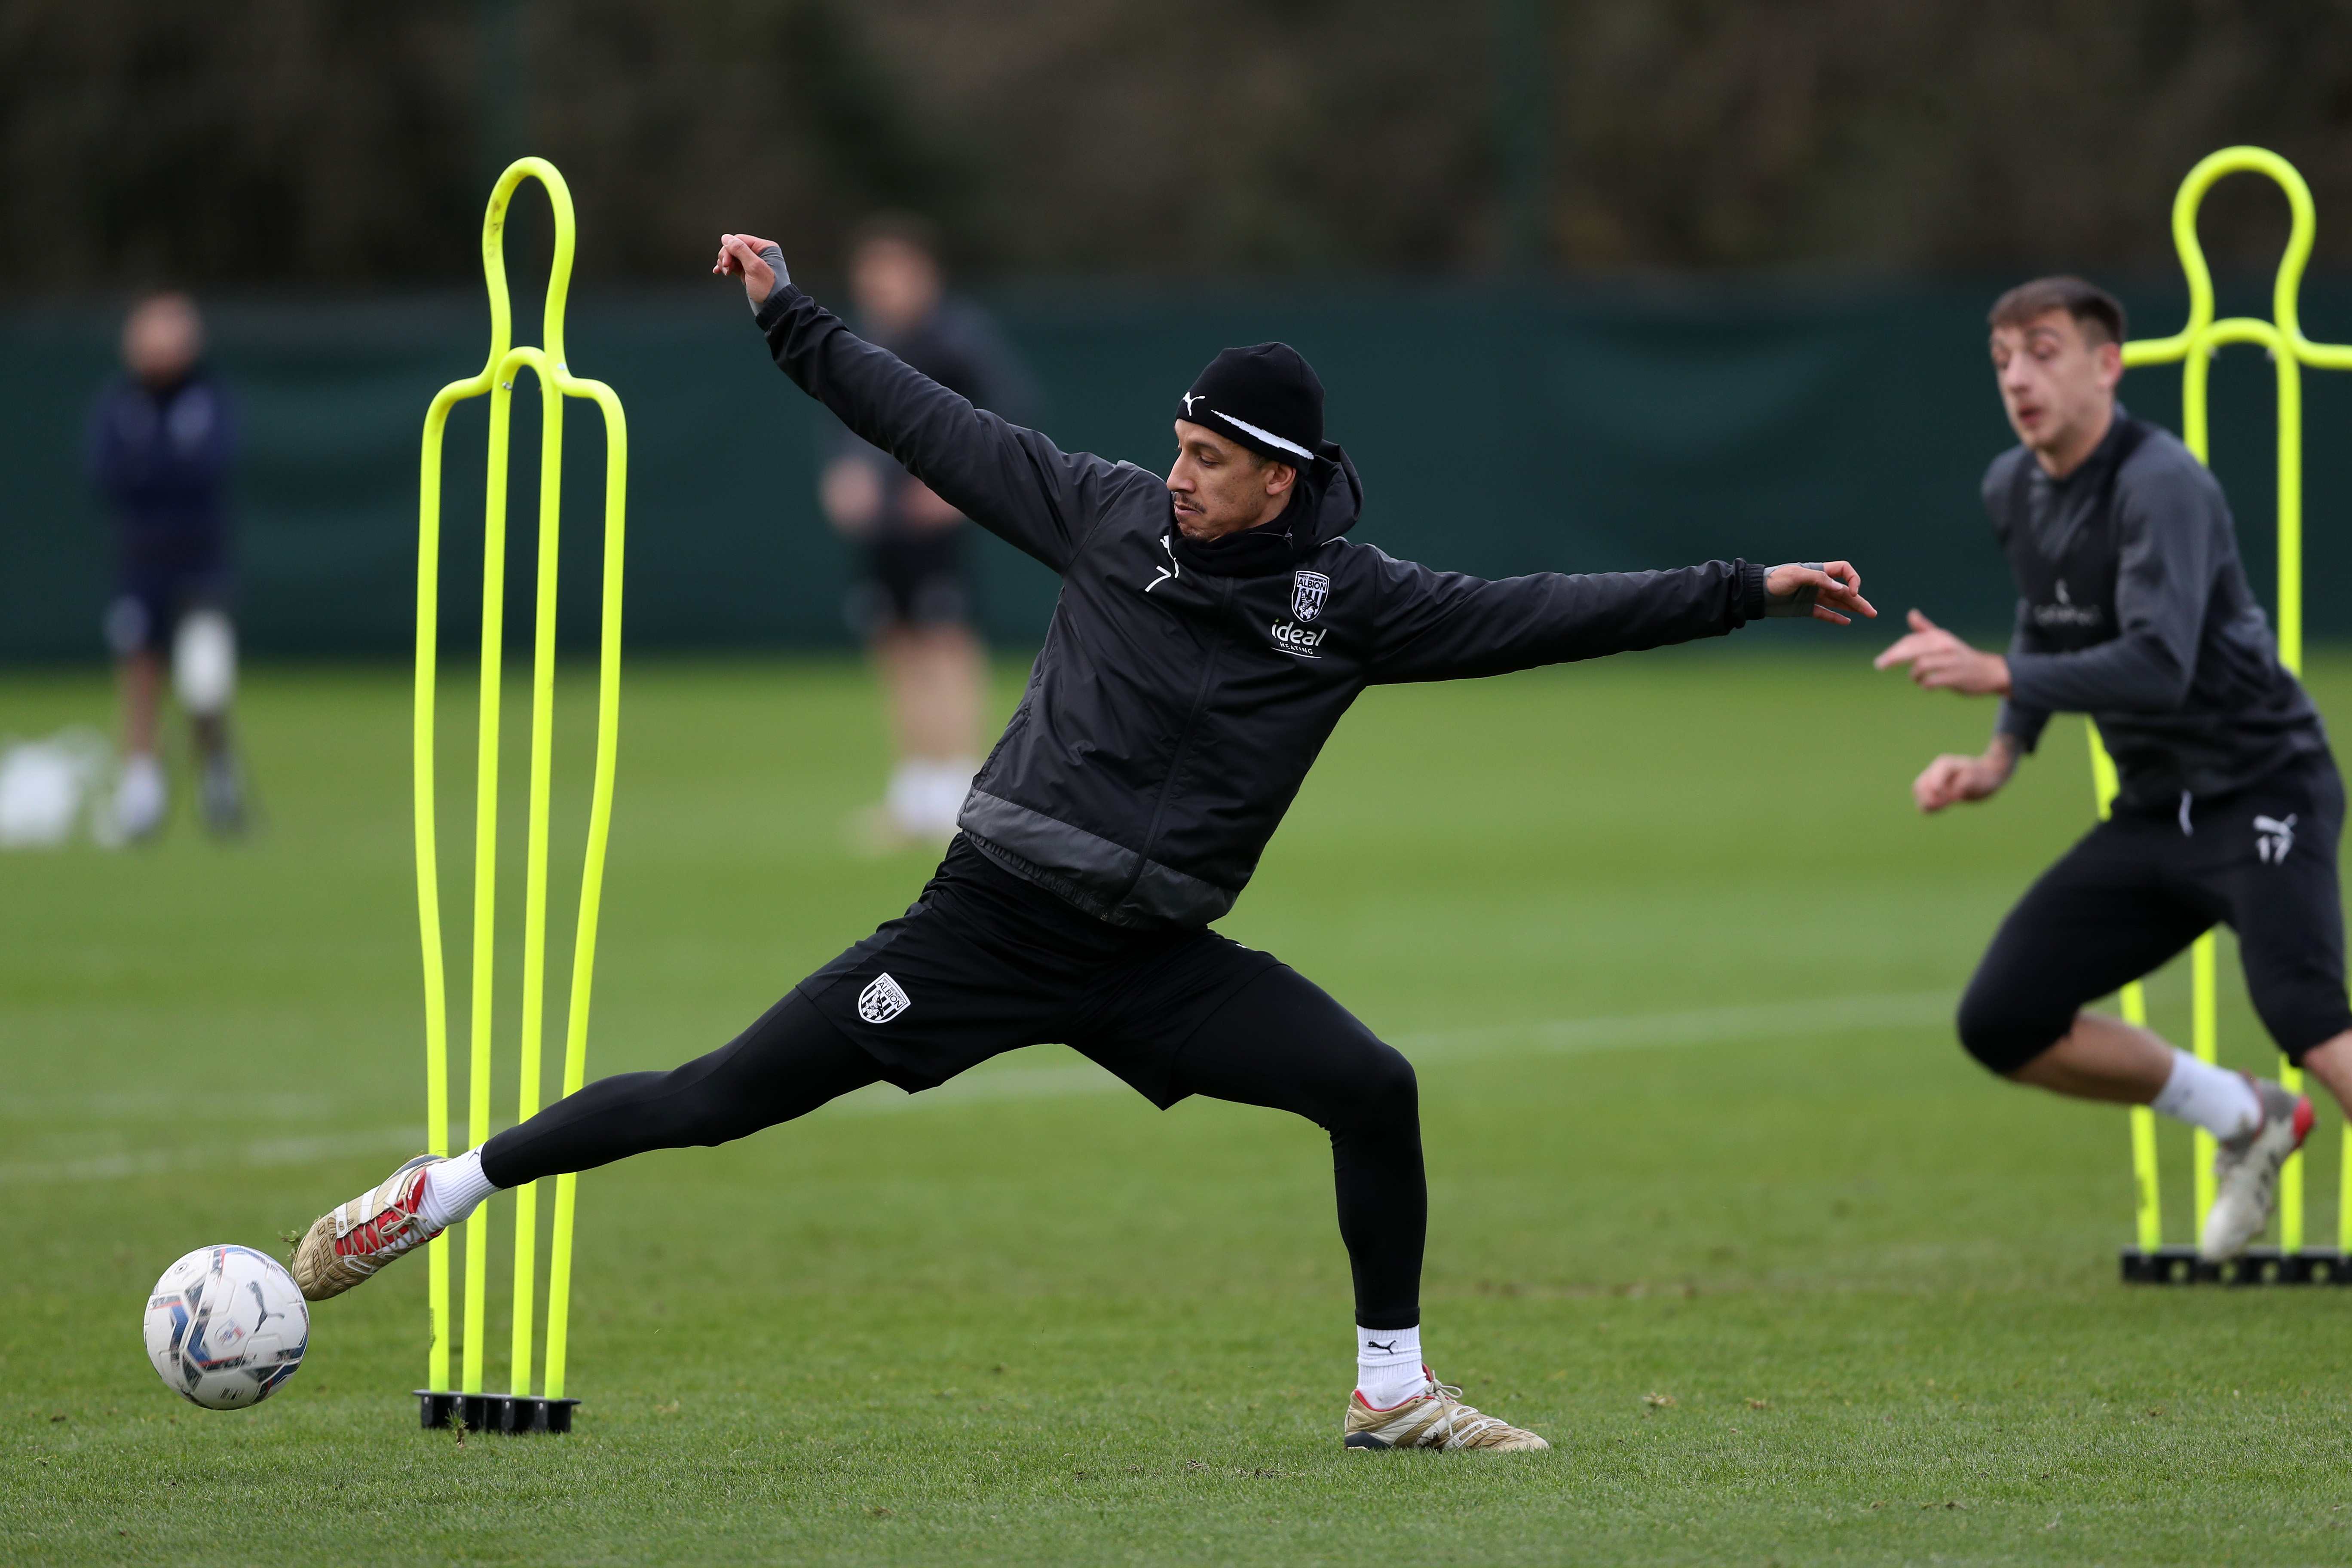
[[543, 377, 625, 1403], [461, 346, 513, 1399], [418, 384, 478, 1397], [2190, 934, 2219, 1236], [2122, 146, 2352, 1266], [416, 155, 624, 1421], [508, 342, 564, 1396], [2090, 723, 2163, 1251], [2263, 279, 2311, 1255]]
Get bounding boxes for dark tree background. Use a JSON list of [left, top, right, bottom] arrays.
[[4, 0, 2351, 291]]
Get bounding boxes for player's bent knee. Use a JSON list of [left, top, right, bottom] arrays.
[[1954, 988, 2065, 1077], [1345, 1042, 1419, 1127], [2243, 977, 2352, 1070]]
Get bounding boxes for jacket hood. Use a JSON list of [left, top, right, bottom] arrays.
[[1304, 441, 1363, 548]]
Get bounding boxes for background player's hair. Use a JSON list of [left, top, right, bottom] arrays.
[[848, 210, 943, 263], [1988, 275, 2126, 346]]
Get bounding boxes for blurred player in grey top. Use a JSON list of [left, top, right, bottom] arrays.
[[819, 214, 1040, 845], [88, 292, 245, 840], [1879, 276, 2347, 1261]]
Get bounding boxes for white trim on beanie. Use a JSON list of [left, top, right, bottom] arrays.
[[1207, 407, 1316, 464]]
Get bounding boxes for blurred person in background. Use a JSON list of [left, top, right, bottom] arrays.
[[818, 214, 1038, 846], [88, 291, 245, 839]]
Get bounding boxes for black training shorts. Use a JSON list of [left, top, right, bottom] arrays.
[[796, 836, 1281, 1105], [845, 525, 968, 637], [1958, 751, 2352, 1072]]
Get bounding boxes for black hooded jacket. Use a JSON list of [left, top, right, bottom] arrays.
[[757, 283, 1773, 928]]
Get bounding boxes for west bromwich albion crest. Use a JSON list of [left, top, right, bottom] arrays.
[[1290, 570, 1330, 623], [858, 972, 911, 1023]]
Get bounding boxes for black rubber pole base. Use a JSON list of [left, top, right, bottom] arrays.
[[2120, 1246, 2352, 1285], [416, 1390, 581, 1433]]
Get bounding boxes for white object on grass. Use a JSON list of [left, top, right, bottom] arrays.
[[0, 727, 115, 848]]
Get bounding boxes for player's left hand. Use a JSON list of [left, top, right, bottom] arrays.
[[714, 233, 783, 306], [1764, 560, 1876, 625], [1873, 608, 2012, 695]]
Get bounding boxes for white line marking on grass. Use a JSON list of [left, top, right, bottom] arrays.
[[1393, 989, 1953, 1061], [11, 994, 1960, 1149], [823, 991, 1953, 1115], [0, 1126, 425, 1186], [0, 1091, 359, 1122]]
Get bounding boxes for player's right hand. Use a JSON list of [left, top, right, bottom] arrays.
[[714, 233, 782, 306], [1911, 743, 2014, 813]]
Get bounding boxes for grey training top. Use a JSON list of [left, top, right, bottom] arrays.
[[1985, 407, 2326, 805]]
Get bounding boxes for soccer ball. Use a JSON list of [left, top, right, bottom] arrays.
[[144, 1245, 310, 1410]]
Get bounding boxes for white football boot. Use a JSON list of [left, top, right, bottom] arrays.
[[290, 1154, 445, 1301], [2198, 1077, 2315, 1262], [1343, 1367, 1549, 1452]]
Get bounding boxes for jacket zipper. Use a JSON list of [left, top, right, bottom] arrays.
[[1116, 631, 1225, 906]]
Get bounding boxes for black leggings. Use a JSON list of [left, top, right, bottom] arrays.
[[480, 967, 1426, 1329]]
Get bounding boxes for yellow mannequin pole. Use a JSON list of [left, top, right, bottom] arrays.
[[416, 156, 625, 1415], [461, 336, 512, 1398], [2120, 146, 2352, 1263], [2089, 724, 2163, 1251], [508, 338, 563, 1395], [2191, 934, 2220, 1234], [545, 372, 626, 1403]]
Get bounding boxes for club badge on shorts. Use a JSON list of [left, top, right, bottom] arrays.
[[858, 972, 912, 1023], [1290, 570, 1330, 623]]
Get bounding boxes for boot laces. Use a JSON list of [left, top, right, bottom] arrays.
[[1422, 1375, 1512, 1450], [337, 1165, 439, 1259]]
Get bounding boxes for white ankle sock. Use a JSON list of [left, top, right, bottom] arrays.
[[419, 1147, 500, 1231], [925, 757, 977, 834], [1355, 1324, 1426, 1409], [885, 762, 929, 836], [2151, 1050, 2261, 1139]]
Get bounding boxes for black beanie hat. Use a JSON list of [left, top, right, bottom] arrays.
[[1176, 342, 1325, 468]]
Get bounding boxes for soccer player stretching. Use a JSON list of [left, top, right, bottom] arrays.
[[294, 233, 1873, 1452], [1878, 276, 2350, 1261]]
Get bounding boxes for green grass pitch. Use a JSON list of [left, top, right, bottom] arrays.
[[3, 645, 2349, 1565]]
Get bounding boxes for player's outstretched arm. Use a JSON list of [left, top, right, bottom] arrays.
[[1364, 556, 1873, 685], [714, 233, 1120, 574]]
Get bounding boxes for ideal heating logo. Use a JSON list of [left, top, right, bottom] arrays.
[[1269, 619, 1327, 656]]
